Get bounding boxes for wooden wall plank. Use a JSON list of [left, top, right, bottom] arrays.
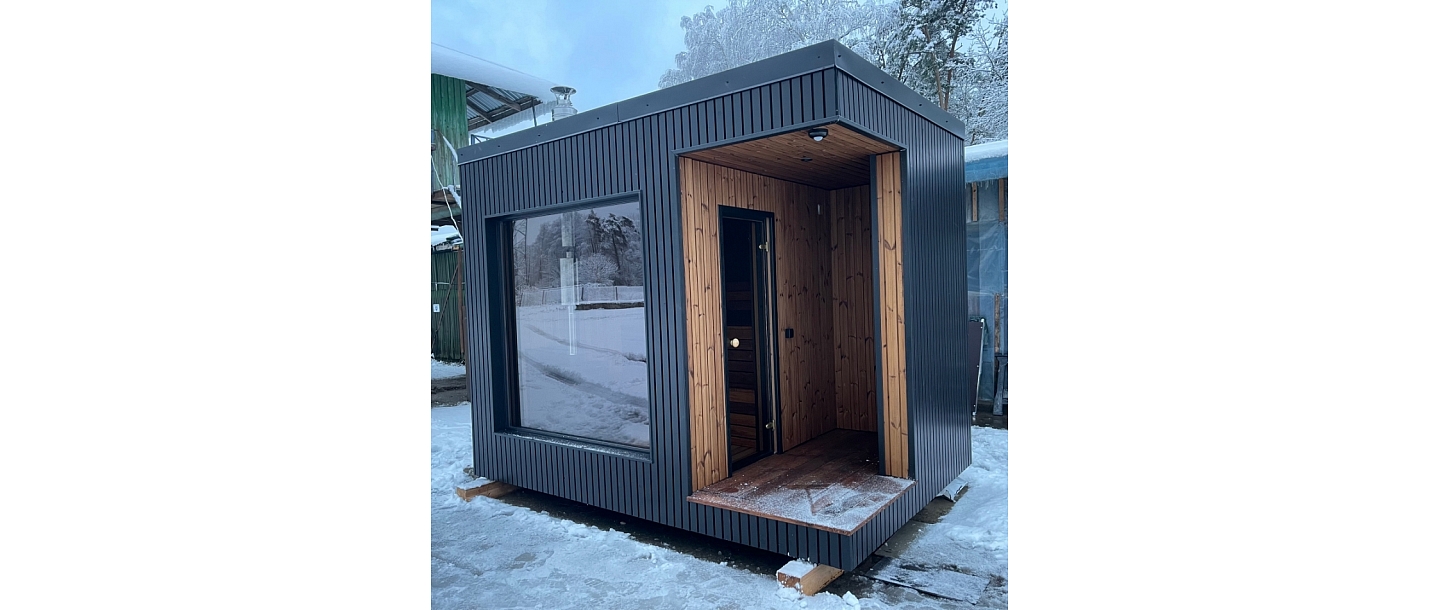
[[875, 152, 909, 478], [681, 158, 729, 491], [682, 158, 839, 490], [829, 186, 876, 432]]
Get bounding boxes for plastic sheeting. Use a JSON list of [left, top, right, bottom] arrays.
[[966, 177, 1008, 405]]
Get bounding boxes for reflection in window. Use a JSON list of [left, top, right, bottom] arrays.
[[509, 201, 649, 449]]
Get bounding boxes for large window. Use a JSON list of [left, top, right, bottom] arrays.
[[506, 200, 649, 449]]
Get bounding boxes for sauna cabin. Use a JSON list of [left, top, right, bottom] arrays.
[[457, 40, 972, 570]]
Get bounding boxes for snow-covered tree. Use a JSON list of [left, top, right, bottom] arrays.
[[577, 253, 619, 285], [660, 0, 890, 88], [962, 11, 1007, 144], [660, 0, 1007, 144]]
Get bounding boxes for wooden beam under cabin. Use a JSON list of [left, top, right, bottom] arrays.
[[456, 479, 516, 501], [777, 560, 844, 596]]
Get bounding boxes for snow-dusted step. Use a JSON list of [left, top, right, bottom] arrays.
[[776, 560, 844, 596], [867, 557, 988, 604], [456, 478, 516, 501], [687, 430, 913, 534]]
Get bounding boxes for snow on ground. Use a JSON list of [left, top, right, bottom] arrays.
[[433, 404, 1008, 608], [432, 357, 465, 380], [884, 428, 1009, 607], [513, 305, 649, 448]]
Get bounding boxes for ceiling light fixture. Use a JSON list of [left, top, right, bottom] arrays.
[[808, 127, 829, 142]]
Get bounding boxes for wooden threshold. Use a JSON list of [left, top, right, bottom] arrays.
[[686, 429, 913, 535]]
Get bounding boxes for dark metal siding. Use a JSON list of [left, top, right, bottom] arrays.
[[834, 72, 972, 568], [459, 45, 970, 571], [461, 67, 863, 566]]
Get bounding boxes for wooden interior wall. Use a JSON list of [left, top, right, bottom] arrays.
[[681, 157, 838, 491], [829, 186, 876, 432], [875, 152, 910, 478], [680, 157, 730, 492]]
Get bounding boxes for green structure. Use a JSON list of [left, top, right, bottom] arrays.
[[431, 74, 469, 195], [430, 43, 567, 363]]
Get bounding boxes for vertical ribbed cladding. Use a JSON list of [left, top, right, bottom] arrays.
[[833, 71, 972, 567], [459, 67, 860, 567]]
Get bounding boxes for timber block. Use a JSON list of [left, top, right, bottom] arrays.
[[777, 560, 844, 595], [456, 479, 517, 501]]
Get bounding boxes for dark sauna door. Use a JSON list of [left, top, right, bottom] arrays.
[[719, 208, 777, 471]]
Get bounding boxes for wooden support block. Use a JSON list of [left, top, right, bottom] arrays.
[[777, 560, 844, 595], [456, 479, 517, 501]]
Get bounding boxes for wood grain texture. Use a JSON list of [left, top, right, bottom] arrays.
[[706, 161, 835, 453], [682, 158, 839, 492], [456, 480, 517, 501], [682, 123, 898, 189], [875, 152, 909, 479], [681, 157, 729, 491], [686, 430, 912, 535], [829, 186, 876, 432], [778, 561, 845, 595]]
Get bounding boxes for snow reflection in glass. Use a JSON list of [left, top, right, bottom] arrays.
[[509, 201, 649, 448]]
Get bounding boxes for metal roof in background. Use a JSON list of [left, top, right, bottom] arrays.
[[461, 82, 546, 131], [432, 42, 564, 132]]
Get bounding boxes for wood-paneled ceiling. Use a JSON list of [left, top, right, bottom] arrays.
[[681, 123, 899, 189]]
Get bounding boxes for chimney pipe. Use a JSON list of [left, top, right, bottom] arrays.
[[550, 86, 577, 121]]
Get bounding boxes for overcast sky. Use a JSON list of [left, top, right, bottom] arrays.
[[433, 0, 715, 114]]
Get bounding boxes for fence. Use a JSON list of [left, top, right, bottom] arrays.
[[517, 284, 644, 307]]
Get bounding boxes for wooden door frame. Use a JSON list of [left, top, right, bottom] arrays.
[[718, 206, 782, 470]]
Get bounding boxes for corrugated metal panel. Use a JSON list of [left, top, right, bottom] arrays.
[[832, 71, 972, 568], [433, 74, 468, 190], [458, 42, 969, 571]]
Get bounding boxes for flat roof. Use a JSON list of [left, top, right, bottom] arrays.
[[457, 39, 966, 165]]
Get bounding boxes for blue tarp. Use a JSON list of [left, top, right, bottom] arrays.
[[964, 141, 1007, 407]]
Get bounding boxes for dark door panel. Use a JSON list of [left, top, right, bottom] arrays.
[[719, 209, 777, 470]]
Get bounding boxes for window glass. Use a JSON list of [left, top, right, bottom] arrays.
[[509, 201, 649, 449]]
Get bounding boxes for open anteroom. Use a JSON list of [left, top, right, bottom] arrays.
[[680, 123, 911, 534]]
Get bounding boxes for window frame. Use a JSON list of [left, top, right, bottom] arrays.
[[489, 193, 654, 456]]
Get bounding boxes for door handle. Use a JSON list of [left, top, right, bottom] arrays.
[[764, 422, 774, 430], [729, 338, 740, 348]]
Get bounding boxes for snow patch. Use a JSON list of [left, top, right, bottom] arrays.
[[432, 400, 1008, 608], [431, 357, 464, 380], [431, 42, 560, 99], [431, 225, 460, 247], [965, 139, 1008, 161]]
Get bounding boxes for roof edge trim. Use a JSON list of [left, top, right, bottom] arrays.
[[458, 39, 966, 165]]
